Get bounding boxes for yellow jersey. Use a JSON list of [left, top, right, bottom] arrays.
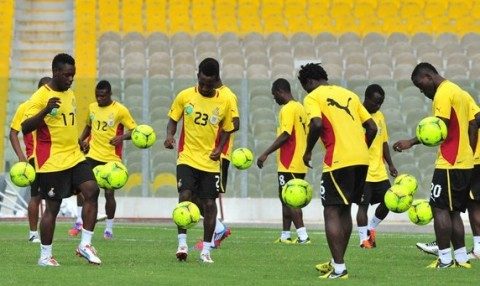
[[11, 101, 35, 159], [216, 85, 239, 161], [366, 111, 389, 182]]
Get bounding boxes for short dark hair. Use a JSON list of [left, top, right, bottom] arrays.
[[411, 62, 438, 80], [52, 53, 75, 70], [365, 84, 385, 99], [272, 78, 291, 93], [37, 77, 51, 88], [96, 80, 112, 93], [198, 58, 219, 78], [297, 63, 328, 85]]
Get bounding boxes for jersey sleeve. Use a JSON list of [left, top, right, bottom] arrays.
[[279, 104, 294, 135], [120, 105, 137, 130], [468, 95, 480, 121], [230, 93, 239, 119], [303, 93, 322, 121], [10, 102, 28, 131], [221, 99, 234, 132], [357, 101, 372, 123], [381, 113, 389, 143], [432, 90, 452, 119], [24, 90, 45, 119], [168, 91, 185, 121]]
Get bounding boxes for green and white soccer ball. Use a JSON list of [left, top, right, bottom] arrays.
[[384, 184, 413, 213], [281, 178, 313, 208], [408, 199, 433, 225], [93, 165, 108, 189], [10, 162, 36, 187], [172, 201, 201, 229], [231, 147, 254, 170], [131, 124, 156, 149], [393, 174, 418, 195], [99, 161, 129, 190], [416, 116, 448, 147]]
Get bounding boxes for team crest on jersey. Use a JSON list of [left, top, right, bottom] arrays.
[[107, 113, 114, 126], [185, 105, 193, 115], [210, 115, 218, 125]]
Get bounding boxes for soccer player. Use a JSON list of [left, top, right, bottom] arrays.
[[193, 76, 240, 250], [393, 62, 477, 268], [164, 58, 234, 263], [68, 80, 137, 239], [22, 53, 101, 266], [9, 76, 51, 243], [256, 78, 311, 244], [356, 84, 398, 248], [298, 63, 377, 279]]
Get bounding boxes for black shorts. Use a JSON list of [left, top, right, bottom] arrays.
[[86, 157, 107, 169], [36, 160, 96, 200], [430, 168, 472, 212], [177, 164, 220, 199], [470, 164, 480, 201], [28, 158, 39, 197], [358, 180, 391, 206], [320, 165, 368, 206], [220, 158, 230, 193]]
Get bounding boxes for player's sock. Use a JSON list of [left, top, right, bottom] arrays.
[[105, 218, 114, 230], [368, 215, 382, 229], [473, 236, 480, 254], [358, 226, 368, 243], [438, 248, 452, 264], [76, 207, 83, 224], [454, 246, 468, 263], [80, 228, 93, 246], [30, 230, 39, 238], [40, 244, 52, 260], [214, 218, 225, 233], [332, 260, 346, 274], [178, 233, 187, 247], [296, 227, 308, 241], [281, 231, 291, 240], [201, 241, 212, 255]]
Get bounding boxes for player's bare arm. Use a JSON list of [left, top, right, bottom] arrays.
[[363, 118, 378, 148], [110, 129, 133, 146], [22, 97, 61, 134], [9, 128, 27, 162], [164, 118, 177, 149], [383, 142, 398, 177], [468, 119, 478, 152], [78, 124, 92, 153], [257, 131, 290, 169], [303, 117, 322, 168]]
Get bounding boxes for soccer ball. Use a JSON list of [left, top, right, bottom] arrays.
[[10, 162, 36, 187], [100, 161, 129, 190], [231, 147, 254, 170], [408, 199, 433, 225], [172, 201, 201, 229], [92, 165, 108, 189], [393, 174, 418, 195], [131, 124, 156, 148], [281, 178, 313, 208], [416, 116, 448, 147], [384, 184, 413, 213]]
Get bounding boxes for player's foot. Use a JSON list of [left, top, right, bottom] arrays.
[[68, 222, 83, 236], [315, 261, 333, 274], [455, 260, 472, 269], [96, 213, 107, 222], [200, 253, 214, 263], [293, 237, 311, 244], [38, 256, 60, 267], [176, 245, 188, 261], [367, 229, 376, 247], [319, 270, 348, 279], [467, 249, 480, 260], [76, 244, 101, 265], [360, 239, 373, 249], [193, 240, 204, 250], [416, 241, 438, 256], [213, 227, 231, 247], [274, 238, 293, 244], [426, 258, 454, 268], [29, 234, 40, 243], [103, 230, 113, 240]]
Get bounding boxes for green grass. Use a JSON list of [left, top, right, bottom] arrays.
[[1, 222, 480, 285]]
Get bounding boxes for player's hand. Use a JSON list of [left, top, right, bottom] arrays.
[[109, 136, 122, 146], [303, 151, 313, 168], [45, 97, 61, 113], [256, 154, 267, 169], [392, 140, 412, 152], [389, 165, 398, 177], [209, 148, 221, 161], [78, 139, 89, 154], [164, 137, 175, 149]]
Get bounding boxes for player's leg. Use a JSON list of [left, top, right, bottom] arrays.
[[210, 158, 230, 247], [366, 180, 392, 247], [356, 181, 371, 247], [68, 194, 84, 236], [28, 192, 41, 243], [289, 173, 310, 243], [176, 164, 195, 261], [276, 172, 293, 243], [38, 198, 61, 266], [323, 204, 352, 277], [103, 188, 115, 239], [468, 164, 480, 259]]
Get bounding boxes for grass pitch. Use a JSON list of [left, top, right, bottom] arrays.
[[1, 222, 479, 285]]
